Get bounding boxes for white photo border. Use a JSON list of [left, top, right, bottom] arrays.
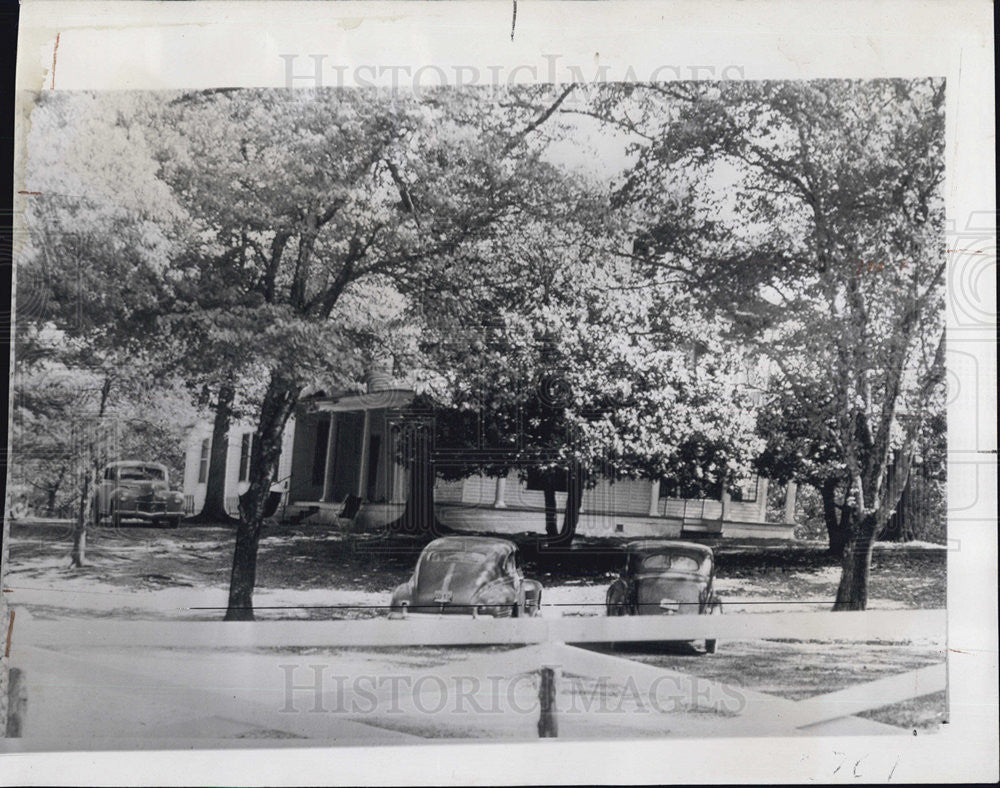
[[6, 0, 997, 784]]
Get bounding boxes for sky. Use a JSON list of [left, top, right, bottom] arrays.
[[542, 110, 638, 185]]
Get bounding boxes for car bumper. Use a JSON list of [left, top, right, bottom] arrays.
[[636, 603, 703, 615], [388, 608, 516, 620], [115, 507, 184, 520]]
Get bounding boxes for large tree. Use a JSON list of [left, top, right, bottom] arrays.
[[603, 80, 947, 609], [412, 169, 763, 544], [16, 91, 192, 563], [153, 86, 584, 619]]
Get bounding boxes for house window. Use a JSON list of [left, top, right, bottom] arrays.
[[659, 477, 723, 500], [239, 432, 254, 482], [659, 479, 674, 498], [525, 468, 568, 492], [197, 439, 210, 484], [731, 474, 759, 503]]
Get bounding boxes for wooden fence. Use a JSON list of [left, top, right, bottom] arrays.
[[4, 607, 947, 741]]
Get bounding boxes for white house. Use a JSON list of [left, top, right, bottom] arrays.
[[182, 377, 797, 540]]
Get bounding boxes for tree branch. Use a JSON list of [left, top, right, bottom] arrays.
[[502, 84, 576, 157]]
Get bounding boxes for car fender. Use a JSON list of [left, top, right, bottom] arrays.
[[390, 580, 413, 607], [521, 578, 543, 614]]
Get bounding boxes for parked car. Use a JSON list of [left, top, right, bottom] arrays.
[[94, 461, 186, 528], [390, 536, 543, 618], [605, 540, 722, 653]]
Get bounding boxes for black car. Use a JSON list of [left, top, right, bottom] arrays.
[[606, 540, 722, 653], [390, 536, 543, 618]]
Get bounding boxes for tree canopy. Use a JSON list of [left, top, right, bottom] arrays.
[[14, 80, 946, 613], [595, 80, 946, 607]]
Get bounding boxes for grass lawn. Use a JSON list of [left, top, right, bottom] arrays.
[[5, 520, 946, 611]]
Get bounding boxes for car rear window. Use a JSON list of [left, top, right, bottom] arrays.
[[423, 550, 488, 565], [640, 553, 709, 573], [416, 550, 496, 586]]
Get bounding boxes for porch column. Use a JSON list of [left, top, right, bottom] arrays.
[[493, 474, 507, 508], [390, 463, 407, 504], [648, 479, 661, 516], [357, 410, 371, 499], [321, 416, 336, 502], [784, 480, 798, 523], [757, 477, 769, 521]]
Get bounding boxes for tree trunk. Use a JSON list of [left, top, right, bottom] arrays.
[[45, 485, 59, 518], [191, 382, 237, 524], [225, 372, 300, 621], [71, 378, 112, 569], [401, 453, 437, 534], [411, 427, 434, 533], [820, 478, 849, 557], [70, 467, 90, 568], [543, 476, 559, 536], [550, 463, 584, 546], [386, 419, 443, 537], [880, 475, 917, 542], [832, 511, 878, 610]]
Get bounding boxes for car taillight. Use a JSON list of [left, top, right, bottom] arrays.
[[473, 583, 515, 617]]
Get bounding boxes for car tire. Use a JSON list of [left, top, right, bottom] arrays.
[[607, 583, 628, 616], [704, 601, 722, 655], [168, 517, 182, 529]]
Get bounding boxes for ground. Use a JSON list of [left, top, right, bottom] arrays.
[[3, 518, 948, 736]]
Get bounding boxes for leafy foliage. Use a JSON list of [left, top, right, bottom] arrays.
[[596, 80, 947, 606]]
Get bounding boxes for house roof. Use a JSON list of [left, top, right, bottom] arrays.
[[309, 388, 415, 412]]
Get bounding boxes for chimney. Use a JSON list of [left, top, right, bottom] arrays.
[[366, 355, 394, 393]]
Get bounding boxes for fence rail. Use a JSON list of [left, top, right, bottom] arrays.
[[4, 607, 948, 741], [10, 607, 947, 651]]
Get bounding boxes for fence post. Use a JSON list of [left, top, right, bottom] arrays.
[[5, 667, 26, 737], [537, 666, 559, 738]]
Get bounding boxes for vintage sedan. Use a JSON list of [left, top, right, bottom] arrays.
[[606, 540, 722, 653], [390, 536, 543, 618], [94, 461, 186, 528]]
